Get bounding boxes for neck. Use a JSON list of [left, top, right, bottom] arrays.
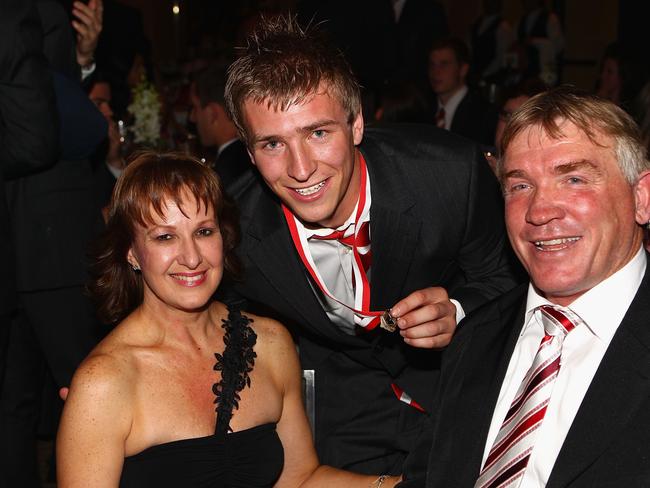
[[439, 85, 465, 105], [136, 295, 218, 344]]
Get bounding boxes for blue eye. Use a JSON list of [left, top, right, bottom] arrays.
[[313, 129, 326, 138]]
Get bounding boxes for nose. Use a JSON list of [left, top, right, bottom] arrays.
[[178, 236, 202, 269], [287, 142, 317, 182], [525, 186, 566, 225]]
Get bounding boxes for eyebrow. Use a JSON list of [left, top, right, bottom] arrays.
[[502, 159, 602, 181], [553, 159, 602, 175], [250, 118, 339, 145]]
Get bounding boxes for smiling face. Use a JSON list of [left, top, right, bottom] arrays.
[[127, 193, 223, 314], [503, 121, 649, 305], [242, 85, 364, 229]]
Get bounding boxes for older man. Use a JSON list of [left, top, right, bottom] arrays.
[[401, 87, 650, 487]]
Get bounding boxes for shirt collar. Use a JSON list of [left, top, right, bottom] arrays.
[[523, 246, 647, 340], [217, 137, 239, 157], [439, 85, 468, 112]]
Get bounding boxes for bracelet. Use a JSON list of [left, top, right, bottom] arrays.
[[372, 474, 389, 488]]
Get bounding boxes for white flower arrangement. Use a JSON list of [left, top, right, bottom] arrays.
[[127, 76, 162, 147]]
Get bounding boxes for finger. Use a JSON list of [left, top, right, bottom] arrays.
[[390, 287, 448, 318], [71, 20, 90, 38], [399, 300, 456, 331], [403, 333, 453, 350], [59, 387, 70, 401], [72, 7, 97, 28], [399, 320, 444, 340], [397, 302, 446, 330], [94, 0, 104, 18]]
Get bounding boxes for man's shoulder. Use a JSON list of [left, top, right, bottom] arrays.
[[460, 283, 527, 333], [363, 123, 479, 162]]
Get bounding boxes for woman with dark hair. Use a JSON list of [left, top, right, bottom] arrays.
[[56, 152, 400, 487]]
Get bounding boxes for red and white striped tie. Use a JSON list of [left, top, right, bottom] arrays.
[[475, 305, 579, 488]]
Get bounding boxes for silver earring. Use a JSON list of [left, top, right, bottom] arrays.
[[131, 264, 140, 272]]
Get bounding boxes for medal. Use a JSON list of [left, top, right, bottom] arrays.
[[380, 310, 398, 332]]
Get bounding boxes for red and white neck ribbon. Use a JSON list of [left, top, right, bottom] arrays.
[[282, 153, 383, 331]]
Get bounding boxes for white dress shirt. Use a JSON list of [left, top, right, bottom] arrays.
[[439, 85, 467, 131], [294, 164, 465, 334], [480, 247, 647, 487]]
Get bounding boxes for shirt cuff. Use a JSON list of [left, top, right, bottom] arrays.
[[450, 298, 466, 324], [81, 62, 96, 81]]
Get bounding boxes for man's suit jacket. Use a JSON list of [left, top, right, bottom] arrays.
[[229, 124, 520, 473], [410, 259, 650, 487], [0, 0, 58, 313], [447, 90, 498, 148], [6, 0, 104, 293], [215, 139, 251, 192]]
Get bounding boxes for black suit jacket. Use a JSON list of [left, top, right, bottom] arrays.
[[407, 258, 650, 487], [0, 0, 58, 313], [229, 124, 520, 473], [447, 89, 498, 148], [215, 139, 251, 192], [6, 0, 104, 292]]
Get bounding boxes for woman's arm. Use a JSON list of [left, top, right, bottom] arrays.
[[260, 320, 401, 488], [56, 352, 134, 488]]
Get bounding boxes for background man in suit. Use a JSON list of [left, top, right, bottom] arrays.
[[189, 65, 252, 193], [223, 15, 519, 475], [88, 77, 125, 214], [428, 38, 498, 147], [403, 87, 650, 487], [1, 1, 106, 485], [0, 0, 58, 388]]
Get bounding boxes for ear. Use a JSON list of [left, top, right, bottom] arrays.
[[634, 170, 650, 225], [352, 110, 364, 146], [127, 248, 141, 270], [460, 63, 470, 83], [246, 148, 256, 167], [207, 102, 220, 124]]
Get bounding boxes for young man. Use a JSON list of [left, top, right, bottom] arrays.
[[403, 87, 650, 487], [189, 64, 252, 194], [223, 16, 519, 475], [428, 38, 498, 147]]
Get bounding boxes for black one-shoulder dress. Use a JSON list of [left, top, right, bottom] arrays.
[[119, 308, 284, 487]]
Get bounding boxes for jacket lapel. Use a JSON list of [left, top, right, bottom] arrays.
[[360, 143, 421, 309], [547, 271, 650, 487], [450, 291, 527, 482], [244, 187, 361, 346]]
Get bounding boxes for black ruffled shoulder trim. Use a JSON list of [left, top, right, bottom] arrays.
[[212, 307, 257, 436]]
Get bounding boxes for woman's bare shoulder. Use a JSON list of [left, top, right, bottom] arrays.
[[241, 311, 296, 354]]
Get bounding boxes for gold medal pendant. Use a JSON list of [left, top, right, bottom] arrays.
[[380, 310, 398, 332]]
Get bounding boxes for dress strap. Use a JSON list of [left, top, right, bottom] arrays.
[[212, 307, 257, 436]]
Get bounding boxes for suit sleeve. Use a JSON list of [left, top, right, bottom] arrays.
[[0, 0, 59, 179], [452, 146, 522, 314]]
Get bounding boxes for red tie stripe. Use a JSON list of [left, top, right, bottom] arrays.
[[475, 305, 578, 488], [311, 221, 372, 273]]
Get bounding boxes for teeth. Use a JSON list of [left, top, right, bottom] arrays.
[[173, 274, 204, 283], [534, 237, 580, 247], [295, 181, 325, 196]]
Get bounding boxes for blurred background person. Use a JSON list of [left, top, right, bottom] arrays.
[[189, 64, 252, 193], [428, 37, 498, 147], [1, 1, 107, 486]]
